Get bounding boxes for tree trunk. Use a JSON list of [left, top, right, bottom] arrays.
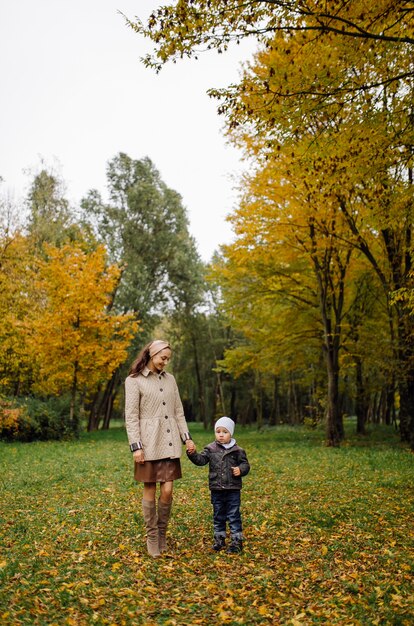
[[215, 371, 226, 417], [87, 384, 102, 432], [287, 374, 300, 424], [308, 216, 349, 447], [325, 344, 343, 446], [230, 385, 236, 422], [338, 191, 413, 445], [354, 356, 367, 435], [398, 373, 414, 450], [102, 387, 117, 430], [269, 375, 280, 426], [70, 361, 79, 435], [87, 368, 122, 431], [396, 318, 414, 447], [370, 393, 379, 424], [191, 335, 206, 427], [101, 372, 119, 430], [251, 372, 263, 429], [384, 385, 394, 426]]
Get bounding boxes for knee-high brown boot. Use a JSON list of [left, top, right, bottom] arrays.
[[157, 499, 172, 554], [142, 499, 160, 558]]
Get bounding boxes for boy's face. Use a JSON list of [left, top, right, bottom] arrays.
[[215, 427, 231, 444]]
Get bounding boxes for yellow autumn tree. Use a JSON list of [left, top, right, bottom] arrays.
[[212, 239, 323, 427], [0, 232, 36, 394], [213, 143, 374, 444], [28, 243, 138, 427], [200, 12, 409, 444], [132, 0, 413, 82], [134, 0, 414, 442]]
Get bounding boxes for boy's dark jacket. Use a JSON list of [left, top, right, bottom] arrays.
[[187, 441, 250, 490]]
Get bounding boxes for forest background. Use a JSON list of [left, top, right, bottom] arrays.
[[1, 0, 414, 451]]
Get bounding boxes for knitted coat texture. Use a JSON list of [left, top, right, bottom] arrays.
[[125, 367, 190, 460]]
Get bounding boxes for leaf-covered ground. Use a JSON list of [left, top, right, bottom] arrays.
[[1, 422, 413, 625]]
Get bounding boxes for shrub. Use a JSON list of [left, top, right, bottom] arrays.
[[0, 401, 24, 438], [0, 395, 79, 442]]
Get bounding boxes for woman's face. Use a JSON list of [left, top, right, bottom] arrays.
[[150, 348, 172, 372]]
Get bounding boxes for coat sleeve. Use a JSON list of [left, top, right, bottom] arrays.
[[237, 448, 251, 477], [186, 447, 211, 467], [124, 376, 142, 448], [172, 375, 191, 441]]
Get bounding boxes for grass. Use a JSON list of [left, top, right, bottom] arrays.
[[1, 421, 413, 625]]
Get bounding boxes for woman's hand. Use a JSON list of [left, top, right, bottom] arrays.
[[133, 449, 145, 464], [185, 439, 196, 454]]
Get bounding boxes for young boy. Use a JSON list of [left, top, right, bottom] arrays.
[[187, 416, 250, 553]]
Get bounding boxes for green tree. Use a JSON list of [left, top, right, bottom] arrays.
[[82, 153, 203, 320], [81, 153, 206, 428], [27, 170, 76, 247]]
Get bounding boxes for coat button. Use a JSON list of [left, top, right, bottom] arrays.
[[169, 442, 172, 446], [163, 401, 166, 405], [165, 415, 168, 419], [160, 388, 163, 392], [167, 429, 170, 433]]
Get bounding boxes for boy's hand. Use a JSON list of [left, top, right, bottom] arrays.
[[232, 466, 241, 476], [186, 440, 196, 454]]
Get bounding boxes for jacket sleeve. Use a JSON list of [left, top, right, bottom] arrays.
[[186, 446, 211, 467], [124, 376, 142, 449], [237, 448, 251, 477], [172, 375, 191, 441]]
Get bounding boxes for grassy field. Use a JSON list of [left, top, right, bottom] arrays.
[[1, 421, 413, 625]]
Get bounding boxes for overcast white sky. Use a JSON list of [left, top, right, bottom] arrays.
[[0, 0, 256, 260]]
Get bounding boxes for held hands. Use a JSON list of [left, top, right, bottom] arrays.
[[133, 449, 145, 464], [134, 442, 196, 461], [232, 466, 241, 476], [185, 439, 196, 454]]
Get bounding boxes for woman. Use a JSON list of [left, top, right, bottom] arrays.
[[125, 339, 194, 557]]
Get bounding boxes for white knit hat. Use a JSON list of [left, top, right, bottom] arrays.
[[214, 416, 235, 436]]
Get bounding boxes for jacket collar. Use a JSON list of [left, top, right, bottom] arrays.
[[217, 438, 236, 450], [142, 366, 166, 378]]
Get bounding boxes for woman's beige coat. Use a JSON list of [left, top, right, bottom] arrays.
[[125, 367, 190, 461]]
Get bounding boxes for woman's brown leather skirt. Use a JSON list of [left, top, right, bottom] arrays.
[[134, 458, 182, 483]]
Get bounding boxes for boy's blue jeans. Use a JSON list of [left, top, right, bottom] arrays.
[[211, 489, 243, 539]]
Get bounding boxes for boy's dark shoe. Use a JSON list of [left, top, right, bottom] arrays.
[[226, 538, 243, 554], [212, 535, 226, 551]]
